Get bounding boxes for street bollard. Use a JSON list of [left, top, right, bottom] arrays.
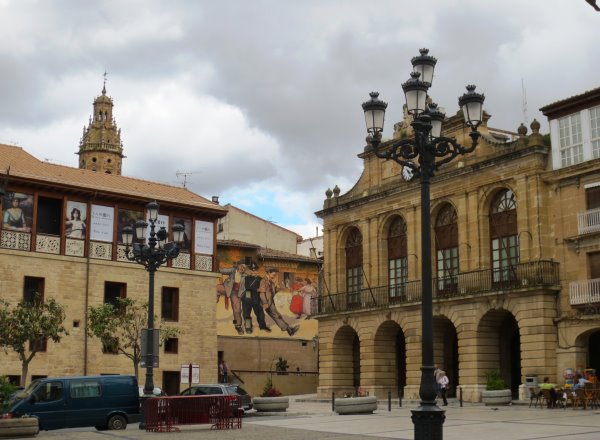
[[460, 387, 463, 407], [388, 391, 391, 411], [399, 393, 402, 407], [332, 392, 335, 412]]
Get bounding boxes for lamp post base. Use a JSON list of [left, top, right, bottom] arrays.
[[411, 404, 445, 440], [138, 395, 150, 430]]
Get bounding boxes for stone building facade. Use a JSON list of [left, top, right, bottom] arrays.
[[0, 85, 227, 394], [314, 87, 600, 403]]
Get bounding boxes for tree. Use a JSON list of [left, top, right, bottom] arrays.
[[87, 297, 179, 380], [0, 296, 68, 386]]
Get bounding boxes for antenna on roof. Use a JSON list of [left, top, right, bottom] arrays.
[[176, 170, 201, 188], [521, 78, 529, 126]]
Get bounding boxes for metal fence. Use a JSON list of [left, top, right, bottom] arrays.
[[316, 260, 560, 315], [145, 395, 243, 432]]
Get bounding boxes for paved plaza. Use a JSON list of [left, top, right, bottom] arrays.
[[30, 395, 600, 440]]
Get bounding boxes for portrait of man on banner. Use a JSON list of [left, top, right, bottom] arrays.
[[173, 217, 192, 252], [117, 208, 143, 243]]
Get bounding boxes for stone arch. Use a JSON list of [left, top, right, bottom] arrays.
[[372, 319, 407, 397], [573, 327, 600, 381], [477, 308, 521, 398], [332, 324, 361, 394], [433, 314, 459, 396]]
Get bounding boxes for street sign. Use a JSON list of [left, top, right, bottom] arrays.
[[181, 364, 200, 384]]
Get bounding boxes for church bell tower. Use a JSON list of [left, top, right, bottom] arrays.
[[77, 80, 124, 175]]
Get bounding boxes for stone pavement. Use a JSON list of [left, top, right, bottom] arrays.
[[28, 395, 600, 440]]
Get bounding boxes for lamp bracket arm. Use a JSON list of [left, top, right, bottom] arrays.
[[373, 138, 419, 169]]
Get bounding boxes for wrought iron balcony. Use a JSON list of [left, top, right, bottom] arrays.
[[315, 260, 560, 316]]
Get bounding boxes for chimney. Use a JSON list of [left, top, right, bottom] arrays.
[[211, 196, 219, 204]]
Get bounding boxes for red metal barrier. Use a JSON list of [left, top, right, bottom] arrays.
[[145, 395, 243, 432]]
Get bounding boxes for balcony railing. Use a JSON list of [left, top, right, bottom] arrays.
[[577, 208, 600, 235], [316, 260, 560, 315], [570, 278, 600, 306]]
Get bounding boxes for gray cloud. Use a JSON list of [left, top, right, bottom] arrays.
[[0, 0, 599, 236]]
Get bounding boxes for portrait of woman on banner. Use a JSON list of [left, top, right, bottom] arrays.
[[65, 201, 87, 239], [2, 192, 33, 232]]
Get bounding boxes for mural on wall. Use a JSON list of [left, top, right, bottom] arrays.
[[216, 248, 319, 339], [2, 192, 33, 232], [65, 200, 87, 239]]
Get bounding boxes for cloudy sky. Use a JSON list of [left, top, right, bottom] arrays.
[[0, 0, 598, 239]]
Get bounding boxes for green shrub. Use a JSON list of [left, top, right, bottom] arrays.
[[0, 376, 17, 410], [484, 370, 506, 390]]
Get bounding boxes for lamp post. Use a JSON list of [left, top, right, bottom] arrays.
[[361, 48, 484, 440], [121, 200, 185, 428]]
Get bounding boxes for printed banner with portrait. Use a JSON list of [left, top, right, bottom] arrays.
[[173, 217, 192, 252], [90, 204, 114, 242], [117, 208, 144, 243], [2, 192, 33, 232], [65, 201, 87, 239]]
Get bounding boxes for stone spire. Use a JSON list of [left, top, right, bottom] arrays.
[[77, 78, 124, 175]]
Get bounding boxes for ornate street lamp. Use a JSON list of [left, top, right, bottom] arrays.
[[122, 200, 184, 427], [361, 48, 485, 440]]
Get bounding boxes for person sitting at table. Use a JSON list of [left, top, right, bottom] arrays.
[[539, 377, 557, 408], [571, 373, 591, 393]]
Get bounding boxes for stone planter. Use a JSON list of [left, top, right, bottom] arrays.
[[334, 396, 378, 414], [252, 396, 289, 412], [481, 389, 512, 406], [0, 417, 39, 438]]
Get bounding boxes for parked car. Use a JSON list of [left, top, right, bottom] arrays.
[[138, 387, 166, 397], [179, 384, 253, 412], [2, 375, 140, 431]]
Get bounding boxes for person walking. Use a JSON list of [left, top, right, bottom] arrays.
[[438, 371, 449, 406], [222, 360, 229, 383]]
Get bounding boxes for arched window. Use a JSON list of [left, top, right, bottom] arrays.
[[388, 217, 407, 298], [345, 227, 363, 303], [435, 204, 458, 295], [490, 189, 518, 284]]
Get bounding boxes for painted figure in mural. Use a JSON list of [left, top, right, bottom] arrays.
[[219, 261, 247, 335], [259, 268, 299, 336], [66, 208, 86, 238], [3, 195, 29, 231], [241, 262, 270, 333], [300, 278, 316, 319]]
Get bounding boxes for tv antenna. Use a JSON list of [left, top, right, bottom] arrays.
[[176, 170, 201, 188]]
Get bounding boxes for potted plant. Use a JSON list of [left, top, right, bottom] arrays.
[[252, 377, 289, 412], [481, 370, 512, 405]]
